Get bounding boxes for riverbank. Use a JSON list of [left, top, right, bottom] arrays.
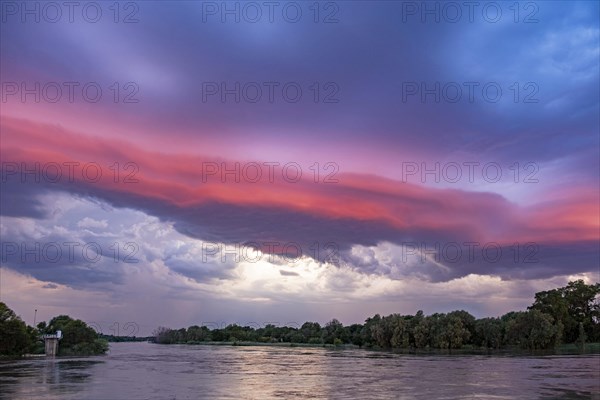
[[0, 353, 46, 360], [154, 340, 600, 355]]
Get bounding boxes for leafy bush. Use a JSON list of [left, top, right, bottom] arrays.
[[0, 303, 32, 356]]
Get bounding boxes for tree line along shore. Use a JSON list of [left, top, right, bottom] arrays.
[[1, 280, 598, 356], [0, 308, 109, 357], [153, 280, 600, 351]]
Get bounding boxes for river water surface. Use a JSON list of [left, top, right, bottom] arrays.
[[1, 342, 599, 399]]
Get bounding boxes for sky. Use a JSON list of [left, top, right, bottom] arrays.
[[0, 1, 598, 336]]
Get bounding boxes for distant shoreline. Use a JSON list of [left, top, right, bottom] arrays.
[[4, 342, 598, 360], [150, 341, 600, 355]]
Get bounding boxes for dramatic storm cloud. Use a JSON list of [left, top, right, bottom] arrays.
[[1, 1, 598, 333]]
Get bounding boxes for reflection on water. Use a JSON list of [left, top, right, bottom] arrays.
[[1, 343, 599, 399], [0, 358, 102, 399]]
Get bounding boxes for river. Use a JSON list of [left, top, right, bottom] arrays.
[[1, 342, 599, 399]]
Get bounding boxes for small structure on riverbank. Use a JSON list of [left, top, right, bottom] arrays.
[[42, 331, 62, 356]]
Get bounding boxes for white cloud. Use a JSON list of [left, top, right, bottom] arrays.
[[77, 217, 109, 229]]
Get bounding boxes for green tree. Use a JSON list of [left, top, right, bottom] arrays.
[[347, 323, 365, 347], [153, 326, 174, 344], [577, 322, 587, 347], [445, 315, 470, 349], [413, 314, 431, 349], [323, 319, 347, 344], [46, 315, 108, 355], [505, 310, 562, 349], [445, 311, 474, 349], [429, 313, 449, 349], [390, 315, 410, 348], [187, 325, 211, 342], [370, 315, 393, 348], [529, 280, 600, 343], [300, 322, 322, 343], [474, 318, 503, 349], [0, 302, 32, 356], [362, 314, 381, 347], [563, 280, 600, 342]]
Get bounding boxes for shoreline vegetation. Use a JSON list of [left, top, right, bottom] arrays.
[[0, 305, 108, 358], [153, 280, 600, 353], [2, 280, 598, 358], [150, 339, 600, 354]]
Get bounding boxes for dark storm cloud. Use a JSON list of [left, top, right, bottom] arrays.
[[4, 171, 596, 285], [0, 179, 49, 218], [42, 283, 58, 289], [2, 2, 597, 169], [1, 1, 598, 290], [0, 224, 129, 288]]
